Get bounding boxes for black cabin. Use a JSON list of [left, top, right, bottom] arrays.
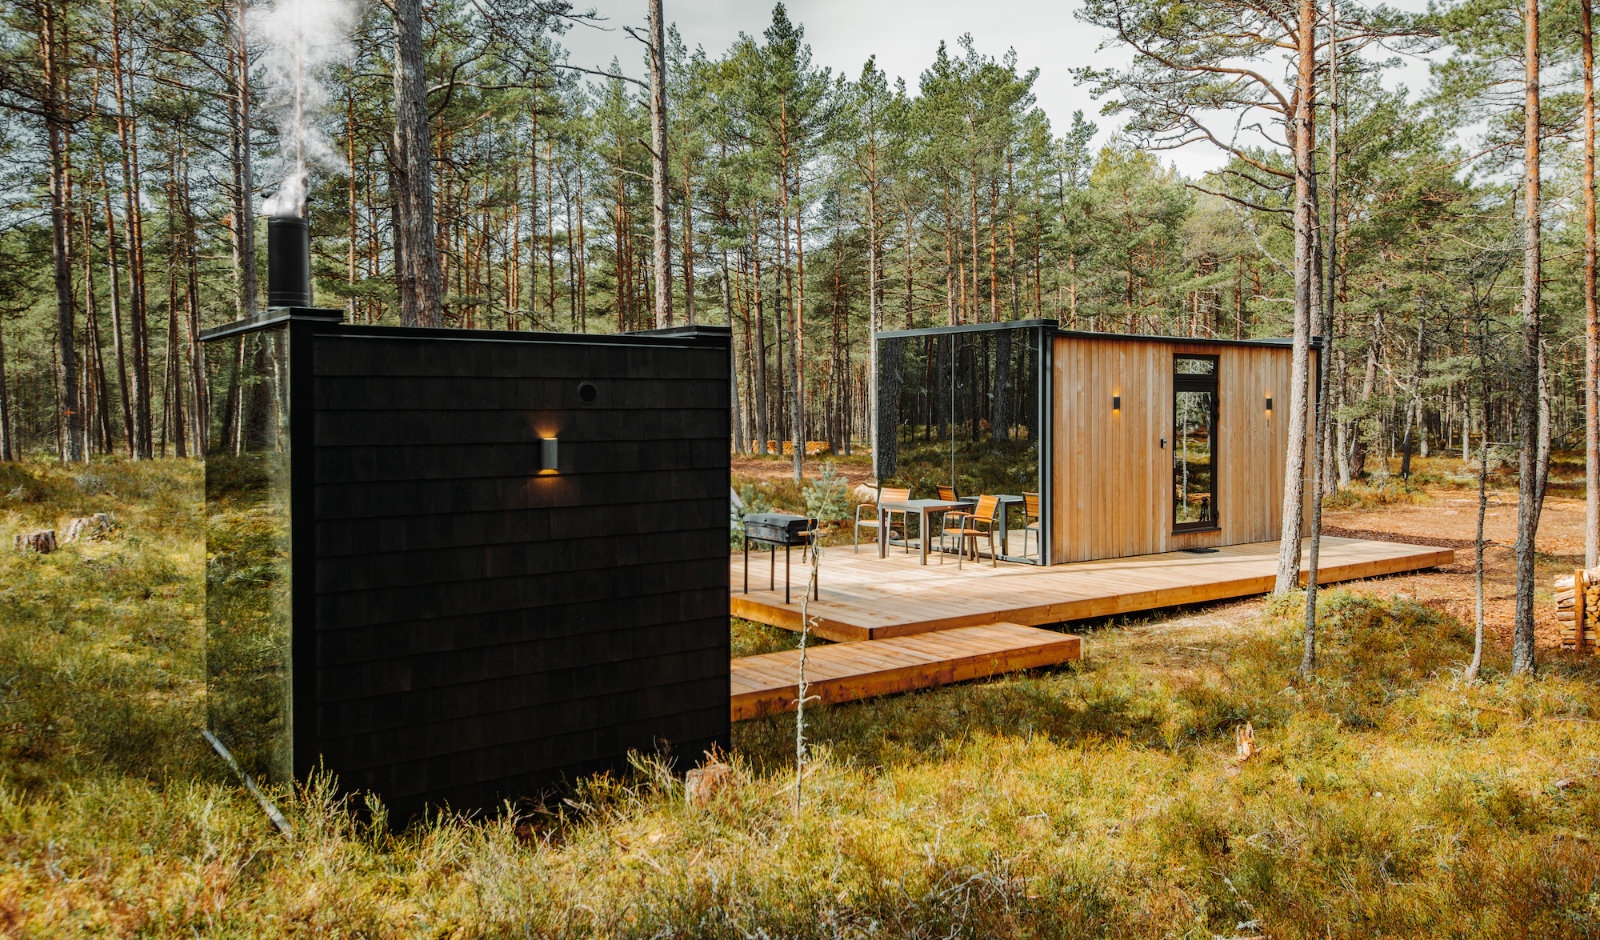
[[201, 308, 731, 818]]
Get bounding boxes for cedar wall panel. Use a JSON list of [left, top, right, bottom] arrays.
[[1051, 336, 1314, 563], [308, 331, 730, 817]]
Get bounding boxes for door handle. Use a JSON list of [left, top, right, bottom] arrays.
[[1160, 437, 1167, 449]]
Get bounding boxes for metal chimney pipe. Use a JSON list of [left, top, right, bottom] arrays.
[[266, 216, 312, 308]]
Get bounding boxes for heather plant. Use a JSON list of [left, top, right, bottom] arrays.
[[5, 459, 1600, 936]]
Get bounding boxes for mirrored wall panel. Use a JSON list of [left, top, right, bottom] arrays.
[[876, 323, 1045, 560], [204, 325, 294, 782]]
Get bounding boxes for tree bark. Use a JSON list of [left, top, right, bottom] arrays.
[[1513, 0, 1542, 674], [40, 0, 81, 463], [1585, 0, 1598, 569], [649, 0, 672, 328], [392, 0, 443, 327], [1274, 0, 1318, 595], [1303, 0, 1339, 676], [0, 309, 12, 461], [228, 0, 257, 321]]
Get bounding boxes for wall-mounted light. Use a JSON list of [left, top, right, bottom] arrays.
[[539, 437, 559, 474], [1264, 395, 1273, 415], [1112, 395, 1121, 412]]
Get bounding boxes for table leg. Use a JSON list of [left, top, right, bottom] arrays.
[[784, 544, 791, 604], [879, 505, 887, 559], [770, 544, 776, 591], [743, 538, 749, 593], [919, 508, 930, 565], [1000, 502, 1010, 558]]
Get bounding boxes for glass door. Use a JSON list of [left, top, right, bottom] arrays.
[[1173, 355, 1219, 531]]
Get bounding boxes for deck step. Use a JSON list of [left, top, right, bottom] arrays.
[[730, 622, 1081, 721]]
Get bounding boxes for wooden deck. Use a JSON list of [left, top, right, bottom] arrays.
[[731, 622, 1082, 720], [731, 536, 1454, 643]]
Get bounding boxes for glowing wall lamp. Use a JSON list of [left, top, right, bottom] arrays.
[[539, 437, 559, 474], [1112, 395, 1122, 413]]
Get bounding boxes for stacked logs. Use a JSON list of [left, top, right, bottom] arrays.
[[1555, 569, 1600, 652]]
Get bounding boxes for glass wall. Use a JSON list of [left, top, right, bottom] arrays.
[[204, 324, 295, 781], [876, 324, 1044, 559]]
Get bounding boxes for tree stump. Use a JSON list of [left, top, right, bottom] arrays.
[[61, 513, 113, 545], [685, 759, 733, 809], [14, 530, 57, 554]]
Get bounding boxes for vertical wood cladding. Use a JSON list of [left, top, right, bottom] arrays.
[[1050, 334, 1315, 563], [306, 326, 730, 817]]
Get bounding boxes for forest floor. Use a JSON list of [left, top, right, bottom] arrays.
[[4, 455, 1600, 936]]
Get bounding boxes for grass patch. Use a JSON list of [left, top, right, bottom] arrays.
[[5, 459, 1600, 935]]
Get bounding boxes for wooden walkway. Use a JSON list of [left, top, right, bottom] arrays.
[[731, 536, 1454, 643], [731, 622, 1081, 721]]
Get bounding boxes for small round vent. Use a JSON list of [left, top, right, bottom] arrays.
[[577, 382, 598, 404]]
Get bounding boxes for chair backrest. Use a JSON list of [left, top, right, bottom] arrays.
[[1024, 491, 1040, 517], [881, 486, 911, 503], [937, 484, 958, 502], [971, 494, 1001, 522]]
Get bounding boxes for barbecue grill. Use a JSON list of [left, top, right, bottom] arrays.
[[742, 512, 818, 604]]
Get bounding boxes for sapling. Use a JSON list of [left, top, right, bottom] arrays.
[[794, 462, 847, 813]]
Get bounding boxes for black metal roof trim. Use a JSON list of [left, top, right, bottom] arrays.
[[1051, 328, 1320, 350], [202, 314, 731, 350], [876, 319, 1059, 339], [198, 306, 344, 342]]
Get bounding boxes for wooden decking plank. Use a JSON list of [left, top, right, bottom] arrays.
[[730, 622, 1082, 721], [730, 536, 1451, 642]]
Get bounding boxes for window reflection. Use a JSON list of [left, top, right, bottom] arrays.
[[876, 324, 1044, 561], [1173, 355, 1218, 530], [204, 325, 294, 781]]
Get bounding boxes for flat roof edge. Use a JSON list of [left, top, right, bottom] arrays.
[[874, 321, 1320, 350]]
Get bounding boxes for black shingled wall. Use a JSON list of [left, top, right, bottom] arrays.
[[305, 324, 730, 817]]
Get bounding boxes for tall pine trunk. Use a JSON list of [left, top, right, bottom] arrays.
[[1513, 0, 1543, 674], [392, 0, 443, 327], [1274, 0, 1318, 595], [648, 0, 672, 328], [1585, 0, 1598, 569], [41, 0, 82, 463]]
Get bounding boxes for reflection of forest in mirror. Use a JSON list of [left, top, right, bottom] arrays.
[[1173, 356, 1217, 529], [204, 325, 294, 782], [876, 327, 1042, 501]]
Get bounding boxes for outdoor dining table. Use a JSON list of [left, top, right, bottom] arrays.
[[878, 498, 968, 565]]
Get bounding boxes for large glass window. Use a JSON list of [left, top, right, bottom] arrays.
[[204, 325, 295, 781], [1173, 355, 1218, 531], [876, 324, 1044, 560]]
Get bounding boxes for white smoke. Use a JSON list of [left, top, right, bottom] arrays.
[[254, 0, 358, 217]]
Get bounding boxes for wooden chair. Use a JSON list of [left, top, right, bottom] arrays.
[[933, 483, 965, 550], [947, 494, 1001, 568], [1021, 491, 1042, 559], [855, 485, 911, 553]]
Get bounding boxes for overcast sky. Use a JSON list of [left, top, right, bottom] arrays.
[[557, 0, 1437, 179]]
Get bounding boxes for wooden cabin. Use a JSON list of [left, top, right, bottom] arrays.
[[874, 320, 1316, 566]]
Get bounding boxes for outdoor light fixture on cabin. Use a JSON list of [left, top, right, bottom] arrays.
[[1112, 395, 1121, 412], [1265, 395, 1273, 417], [540, 437, 559, 473]]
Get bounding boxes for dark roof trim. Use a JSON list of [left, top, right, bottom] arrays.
[[874, 319, 1319, 350], [876, 319, 1058, 339], [198, 307, 343, 342], [201, 308, 730, 349]]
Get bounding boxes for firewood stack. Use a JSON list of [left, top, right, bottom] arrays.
[[1555, 569, 1600, 652]]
